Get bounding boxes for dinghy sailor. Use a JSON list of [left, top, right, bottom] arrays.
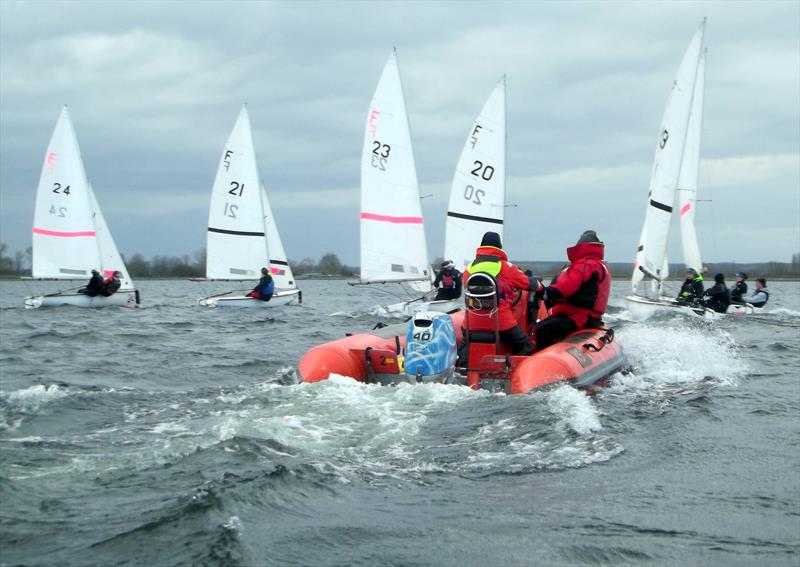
[[742, 278, 769, 308], [702, 273, 731, 313], [247, 268, 274, 302], [79, 270, 105, 297], [676, 268, 705, 305], [101, 271, 122, 297], [730, 272, 748, 304], [433, 260, 462, 300], [532, 230, 610, 350]]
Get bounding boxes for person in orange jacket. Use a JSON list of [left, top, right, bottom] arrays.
[[462, 232, 537, 355], [533, 230, 611, 350]]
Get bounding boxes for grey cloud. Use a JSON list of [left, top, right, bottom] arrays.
[[1, 0, 798, 268]]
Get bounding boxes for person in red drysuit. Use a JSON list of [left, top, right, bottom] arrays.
[[533, 230, 610, 350]]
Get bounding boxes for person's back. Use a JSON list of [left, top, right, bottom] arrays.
[[730, 272, 748, 304], [434, 261, 462, 301], [462, 232, 534, 355], [704, 273, 730, 313], [742, 278, 769, 308]]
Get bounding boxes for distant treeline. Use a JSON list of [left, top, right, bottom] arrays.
[[519, 256, 800, 280], [1, 242, 798, 279], [0, 243, 356, 278]]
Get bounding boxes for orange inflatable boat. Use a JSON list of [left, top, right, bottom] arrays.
[[298, 289, 626, 395]]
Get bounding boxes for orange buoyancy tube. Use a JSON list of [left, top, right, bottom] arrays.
[[298, 312, 466, 383]]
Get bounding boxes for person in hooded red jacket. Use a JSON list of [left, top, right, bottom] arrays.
[[533, 230, 610, 350], [462, 231, 536, 355]]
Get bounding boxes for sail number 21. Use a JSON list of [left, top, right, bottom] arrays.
[[224, 181, 244, 218]]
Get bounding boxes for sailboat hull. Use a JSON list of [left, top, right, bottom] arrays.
[[625, 294, 754, 320], [198, 288, 301, 308], [24, 290, 140, 309]]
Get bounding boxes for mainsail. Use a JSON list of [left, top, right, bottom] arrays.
[[359, 49, 430, 285], [632, 19, 705, 294], [444, 77, 506, 270], [206, 106, 269, 280], [31, 106, 133, 287], [677, 49, 706, 274]]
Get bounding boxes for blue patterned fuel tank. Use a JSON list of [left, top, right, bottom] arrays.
[[404, 311, 457, 382]]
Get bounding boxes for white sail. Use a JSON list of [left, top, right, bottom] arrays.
[[260, 185, 296, 289], [206, 106, 269, 280], [32, 106, 103, 279], [444, 77, 506, 270], [359, 49, 430, 284], [632, 20, 705, 293], [677, 49, 706, 274], [88, 184, 134, 288]]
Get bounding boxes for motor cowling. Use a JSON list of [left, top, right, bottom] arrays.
[[404, 311, 457, 383]]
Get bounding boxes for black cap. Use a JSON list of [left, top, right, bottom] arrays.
[[480, 232, 502, 249], [577, 230, 600, 244], [735, 272, 747, 279], [715, 273, 725, 284], [687, 268, 698, 276]]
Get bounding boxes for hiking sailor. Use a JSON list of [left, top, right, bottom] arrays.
[[433, 260, 462, 301]]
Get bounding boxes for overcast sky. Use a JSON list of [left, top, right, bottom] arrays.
[[1, 0, 798, 266]]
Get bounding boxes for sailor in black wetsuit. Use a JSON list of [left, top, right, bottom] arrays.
[[80, 270, 105, 297], [730, 272, 748, 304], [676, 268, 704, 305], [433, 261, 462, 301], [703, 273, 731, 313]]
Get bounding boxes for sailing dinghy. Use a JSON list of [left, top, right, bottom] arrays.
[[197, 105, 301, 308], [24, 106, 140, 309], [625, 21, 750, 319], [401, 76, 509, 315], [353, 49, 433, 300]]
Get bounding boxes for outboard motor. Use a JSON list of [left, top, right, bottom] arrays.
[[404, 311, 457, 384]]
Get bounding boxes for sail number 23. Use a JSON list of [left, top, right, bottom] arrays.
[[371, 141, 391, 171]]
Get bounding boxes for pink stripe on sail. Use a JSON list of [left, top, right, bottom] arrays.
[[33, 227, 96, 238], [679, 203, 692, 217], [360, 212, 423, 224]]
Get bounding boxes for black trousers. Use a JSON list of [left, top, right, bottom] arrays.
[[458, 325, 534, 364], [534, 314, 578, 350], [434, 288, 461, 301]]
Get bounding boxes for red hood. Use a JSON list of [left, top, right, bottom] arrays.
[[566, 241, 605, 263], [474, 245, 508, 262]]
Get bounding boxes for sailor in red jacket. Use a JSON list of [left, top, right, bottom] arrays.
[[463, 232, 536, 355], [533, 230, 610, 350]]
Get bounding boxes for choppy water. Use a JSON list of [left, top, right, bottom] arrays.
[[1, 279, 799, 566]]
